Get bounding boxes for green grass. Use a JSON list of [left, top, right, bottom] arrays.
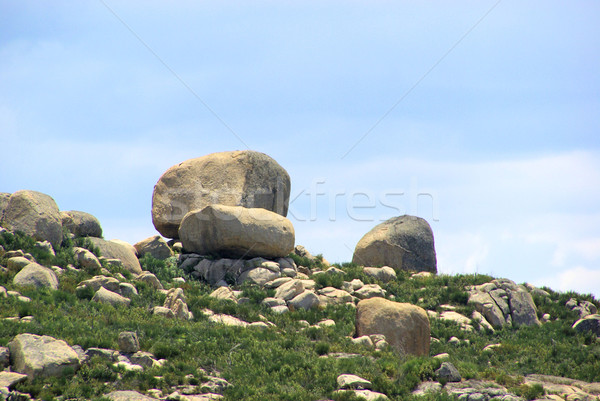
[[0, 231, 599, 400]]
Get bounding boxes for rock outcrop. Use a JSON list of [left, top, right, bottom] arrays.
[[8, 333, 80, 378], [60, 210, 102, 238], [356, 297, 430, 356], [468, 278, 540, 328], [178, 204, 295, 259], [352, 215, 436, 273], [151, 150, 291, 238], [1, 190, 63, 249]]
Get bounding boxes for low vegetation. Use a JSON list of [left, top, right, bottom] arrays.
[[0, 230, 599, 401]]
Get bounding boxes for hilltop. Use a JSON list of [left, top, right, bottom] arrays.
[[0, 226, 599, 401]]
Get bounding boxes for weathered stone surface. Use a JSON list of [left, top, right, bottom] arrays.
[[0, 192, 10, 218], [192, 258, 245, 285], [8, 333, 80, 378], [6, 256, 32, 271], [318, 287, 354, 306], [119, 283, 138, 297], [209, 286, 238, 303], [86, 237, 142, 274], [152, 151, 291, 238], [13, 262, 59, 290], [136, 271, 163, 290], [354, 284, 386, 299], [0, 346, 9, 369], [73, 247, 102, 270], [288, 291, 320, 310], [163, 288, 193, 320], [573, 314, 600, 336], [1, 190, 62, 249], [334, 389, 389, 401], [134, 235, 173, 260], [436, 362, 461, 382], [92, 287, 130, 307], [208, 314, 248, 327], [118, 332, 140, 353], [337, 374, 372, 390], [153, 306, 175, 319], [0, 371, 28, 389], [77, 275, 121, 294], [179, 204, 295, 259], [105, 390, 155, 401], [238, 267, 280, 286], [352, 215, 436, 273], [356, 298, 430, 356], [274, 280, 304, 301], [60, 210, 102, 238], [363, 266, 397, 283], [468, 279, 540, 328]]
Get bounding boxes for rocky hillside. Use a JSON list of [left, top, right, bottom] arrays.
[[0, 224, 599, 401], [1, 151, 599, 401]]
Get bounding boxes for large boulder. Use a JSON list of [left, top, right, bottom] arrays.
[[60, 210, 102, 238], [134, 235, 173, 260], [85, 237, 142, 274], [356, 297, 430, 356], [8, 333, 80, 378], [0, 192, 10, 218], [13, 263, 59, 290], [573, 314, 600, 336], [151, 150, 291, 239], [179, 204, 295, 259], [0, 190, 63, 249], [352, 215, 436, 273], [92, 287, 131, 307]]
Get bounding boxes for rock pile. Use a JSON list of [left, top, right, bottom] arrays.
[[467, 278, 540, 329], [151, 150, 291, 238]]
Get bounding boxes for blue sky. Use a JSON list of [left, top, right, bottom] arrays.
[[1, 1, 599, 296]]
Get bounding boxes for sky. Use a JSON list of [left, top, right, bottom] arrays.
[[1, 1, 599, 297]]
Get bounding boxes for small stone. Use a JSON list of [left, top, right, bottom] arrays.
[[337, 374, 372, 390], [118, 332, 140, 353], [436, 362, 461, 383]]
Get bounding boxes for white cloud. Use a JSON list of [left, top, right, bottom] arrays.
[[536, 266, 600, 298]]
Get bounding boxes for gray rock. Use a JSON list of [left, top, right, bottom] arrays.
[[130, 351, 157, 368], [0, 192, 10, 219], [134, 235, 173, 260], [119, 282, 138, 297], [13, 263, 59, 290], [572, 314, 600, 336], [178, 204, 295, 259], [354, 284, 386, 299], [153, 306, 176, 319], [136, 271, 164, 290], [238, 267, 280, 286], [8, 333, 80, 378], [152, 150, 291, 238], [0, 346, 9, 369], [73, 247, 102, 270], [118, 332, 140, 353], [436, 362, 461, 382], [509, 287, 541, 327], [92, 287, 130, 307], [0, 371, 28, 389], [262, 297, 286, 307], [34, 240, 55, 256], [274, 279, 304, 301], [363, 266, 397, 283], [288, 290, 320, 310], [6, 257, 32, 271], [85, 237, 142, 275], [334, 389, 389, 401], [0, 190, 62, 249], [77, 275, 121, 294], [104, 390, 155, 401], [209, 286, 238, 303], [85, 347, 118, 362], [352, 215, 436, 273], [60, 210, 102, 238], [337, 374, 372, 390], [193, 258, 245, 286]]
